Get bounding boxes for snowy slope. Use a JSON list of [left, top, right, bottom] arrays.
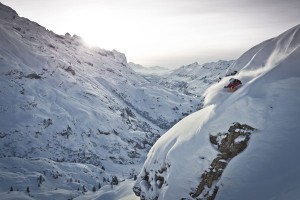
[[0, 2, 200, 164], [0, 157, 139, 200], [0, 3, 204, 199], [0, 157, 107, 200], [133, 24, 300, 200]]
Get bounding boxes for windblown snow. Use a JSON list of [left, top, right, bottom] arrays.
[[134, 24, 300, 200]]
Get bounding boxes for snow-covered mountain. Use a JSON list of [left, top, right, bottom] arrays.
[[0, 2, 202, 165], [133, 24, 300, 200], [0, 3, 215, 199]]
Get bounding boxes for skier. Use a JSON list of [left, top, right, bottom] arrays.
[[224, 78, 242, 92]]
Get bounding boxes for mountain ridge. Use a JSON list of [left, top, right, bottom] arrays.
[[0, 2, 200, 167]]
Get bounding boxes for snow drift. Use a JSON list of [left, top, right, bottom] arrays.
[[134, 24, 300, 200]]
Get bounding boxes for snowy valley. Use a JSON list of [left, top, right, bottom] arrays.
[[0, 3, 231, 200]]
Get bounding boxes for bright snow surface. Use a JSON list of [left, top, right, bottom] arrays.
[[1, 2, 300, 199], [0, 2, 200, 168], [134, 24, 300, 199], [0, 3, 227, 199]]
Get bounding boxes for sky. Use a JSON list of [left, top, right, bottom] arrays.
[[2, 0, 300, 68]]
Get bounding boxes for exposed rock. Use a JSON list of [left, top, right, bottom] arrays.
[[134, 123, 255, 200], [25, 73, 42, 79], [57, 125, 72, 138], [43, 118, 53, 128], [190, 122, 255, 199], [133, 162, 170, 199], [0, 132, 7, 138], [65, 66, 76, 75]]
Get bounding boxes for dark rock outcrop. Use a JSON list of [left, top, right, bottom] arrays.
[[190, 122, 255, 199]]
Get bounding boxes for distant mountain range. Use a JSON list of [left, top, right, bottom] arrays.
[[144, 60, 234, 96], [128, 62, 171, 75]]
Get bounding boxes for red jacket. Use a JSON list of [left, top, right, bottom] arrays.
[[225, 79, 242, 88]]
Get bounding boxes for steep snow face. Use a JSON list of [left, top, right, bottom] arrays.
[[0, 3, 199, 170], [225, 24, 300, 76], [134, 24, 300, 199]]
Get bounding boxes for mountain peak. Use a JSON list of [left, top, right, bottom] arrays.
[[0, 2, 18, 19]]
